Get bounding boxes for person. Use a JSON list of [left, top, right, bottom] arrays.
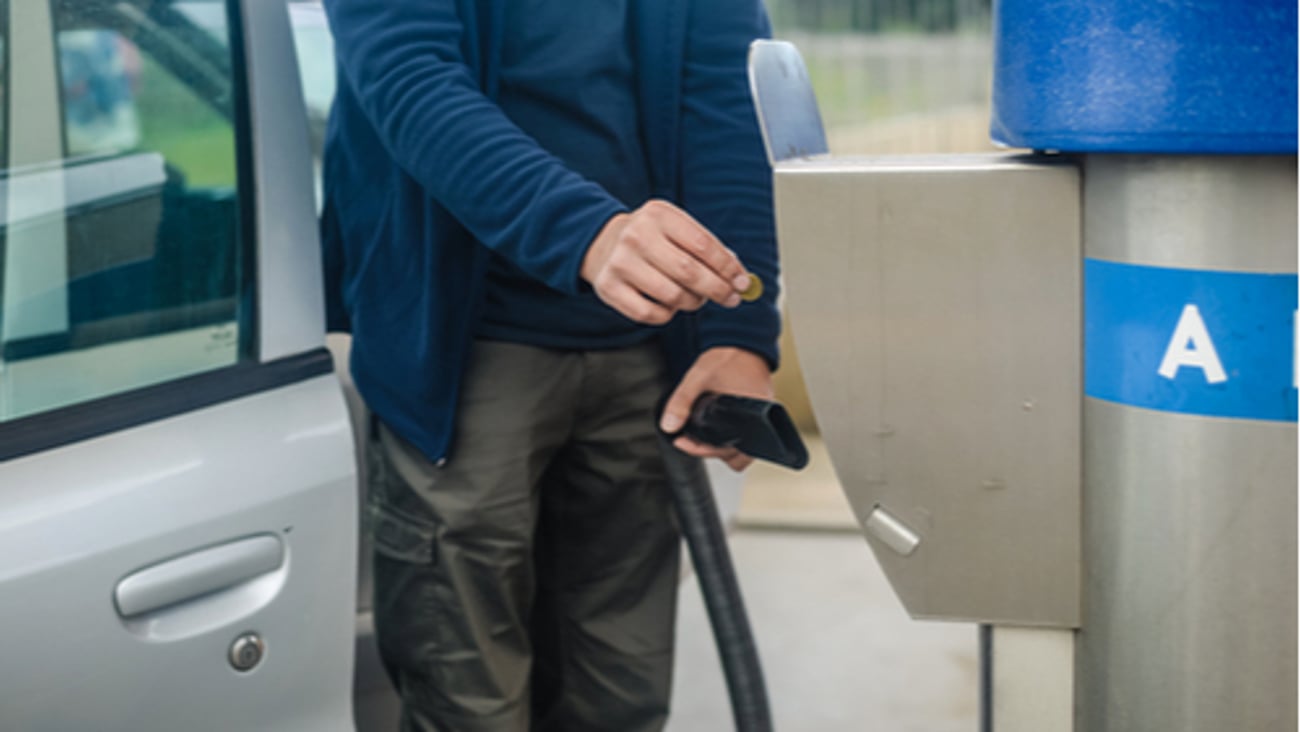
[[320, 1, 781, 730]]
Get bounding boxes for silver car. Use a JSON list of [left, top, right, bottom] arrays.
[[0, 2, 744, 729], [0, 1, 396, 729]]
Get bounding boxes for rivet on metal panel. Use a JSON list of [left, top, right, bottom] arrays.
[[864, 506, 921, 557]]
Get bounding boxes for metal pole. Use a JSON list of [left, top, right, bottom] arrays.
[[1077, 155, 1298, 731]]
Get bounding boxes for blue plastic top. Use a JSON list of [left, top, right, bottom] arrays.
[[991, 0, 1298, 154]]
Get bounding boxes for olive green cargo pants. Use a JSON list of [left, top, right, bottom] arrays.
[[367, 340, 682, 732]]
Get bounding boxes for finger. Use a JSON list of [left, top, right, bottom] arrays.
[[675, 436, 741, 460], [724, 454, 754, 472], [601, 281, 675, 325], [672, 436, 741, 460], [672, 436, 752, 472], [653, 205, 749, 291], [642, 236, 742, 308], [625, 265, 708, 312], [660, 369, 710, 434]]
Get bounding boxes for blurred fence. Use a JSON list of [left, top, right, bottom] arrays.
[[781, 31, 995, 155], [768, 0, 991, 34]]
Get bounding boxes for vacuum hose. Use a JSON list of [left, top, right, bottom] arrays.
[[659, 435, 774, 732], [658, 392, 807, 730]]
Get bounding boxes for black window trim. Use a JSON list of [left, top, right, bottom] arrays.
[[0, 347, 334, 463], [229, 0, 259, 361]]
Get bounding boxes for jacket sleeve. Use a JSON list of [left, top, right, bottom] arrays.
[[322, 0, 625, 294], [678, 0, 782, 370]]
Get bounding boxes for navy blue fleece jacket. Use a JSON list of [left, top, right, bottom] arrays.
[[321, 0, 781, 462]]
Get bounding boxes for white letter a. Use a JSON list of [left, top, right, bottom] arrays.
[[1158, 304, 1227, 384]]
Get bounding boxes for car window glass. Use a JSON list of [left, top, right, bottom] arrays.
[[0, 1, 7, 169], [288, 2, 334, 122], [288, 1, 333, 209], [0, 0, 250, 422]]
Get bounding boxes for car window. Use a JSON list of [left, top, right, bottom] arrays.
[[0, 2, 7, 169], [288, 0, 333, 208], [289, 1, 335, 125], [0, 0, 250, 422]]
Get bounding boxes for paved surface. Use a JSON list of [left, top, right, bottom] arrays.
[[668, 530, 979, 732], [735, 435, 858, 531]]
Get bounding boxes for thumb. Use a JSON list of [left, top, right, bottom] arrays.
[[660, 369, 707, 434]]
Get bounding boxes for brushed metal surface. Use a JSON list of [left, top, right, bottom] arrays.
[[1085, 156, 1298, 272], [748, 40, 829, 164], [774, 154, 1082, 626], [1077, 156, 1298, 732], [1079, 403, 1297, 731]]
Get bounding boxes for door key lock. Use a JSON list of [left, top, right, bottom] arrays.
[[229, 632, 265, 672]]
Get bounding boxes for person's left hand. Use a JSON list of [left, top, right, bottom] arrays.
[[659, 346, 774, 472]]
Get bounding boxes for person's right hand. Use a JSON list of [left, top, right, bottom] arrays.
[[580, 200, 753, 325]]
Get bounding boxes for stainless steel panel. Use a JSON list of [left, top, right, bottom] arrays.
[[775, 154, 1082, 626], [1086, 156, 1298, 272], [748, 40, 829, 164], [1077, 155, 1298, 732], [1079, 402, 1296, 731]]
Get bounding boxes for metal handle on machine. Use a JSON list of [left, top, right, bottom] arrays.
[[114, 534, 285, 617], [748, 40, 829, 165]]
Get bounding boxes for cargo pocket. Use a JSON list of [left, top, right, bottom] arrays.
[[369, 502, 437, 565], [368, 500, 455, 683], [365, 418, 439, 565]]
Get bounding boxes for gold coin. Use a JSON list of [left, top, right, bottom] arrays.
[[739, 273, 763, 302]]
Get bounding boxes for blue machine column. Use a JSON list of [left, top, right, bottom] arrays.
[[994, 2, 1298, 729]]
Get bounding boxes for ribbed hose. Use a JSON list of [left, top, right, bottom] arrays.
[[659, 434, 774, 732]]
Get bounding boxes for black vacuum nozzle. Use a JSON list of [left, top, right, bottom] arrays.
[[665, 393, 809, 470]]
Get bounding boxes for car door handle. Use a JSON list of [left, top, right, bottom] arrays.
[[115, 534, 285, 617]]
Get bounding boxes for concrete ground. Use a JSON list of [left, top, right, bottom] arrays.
[[668, 437, 979, 732]]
